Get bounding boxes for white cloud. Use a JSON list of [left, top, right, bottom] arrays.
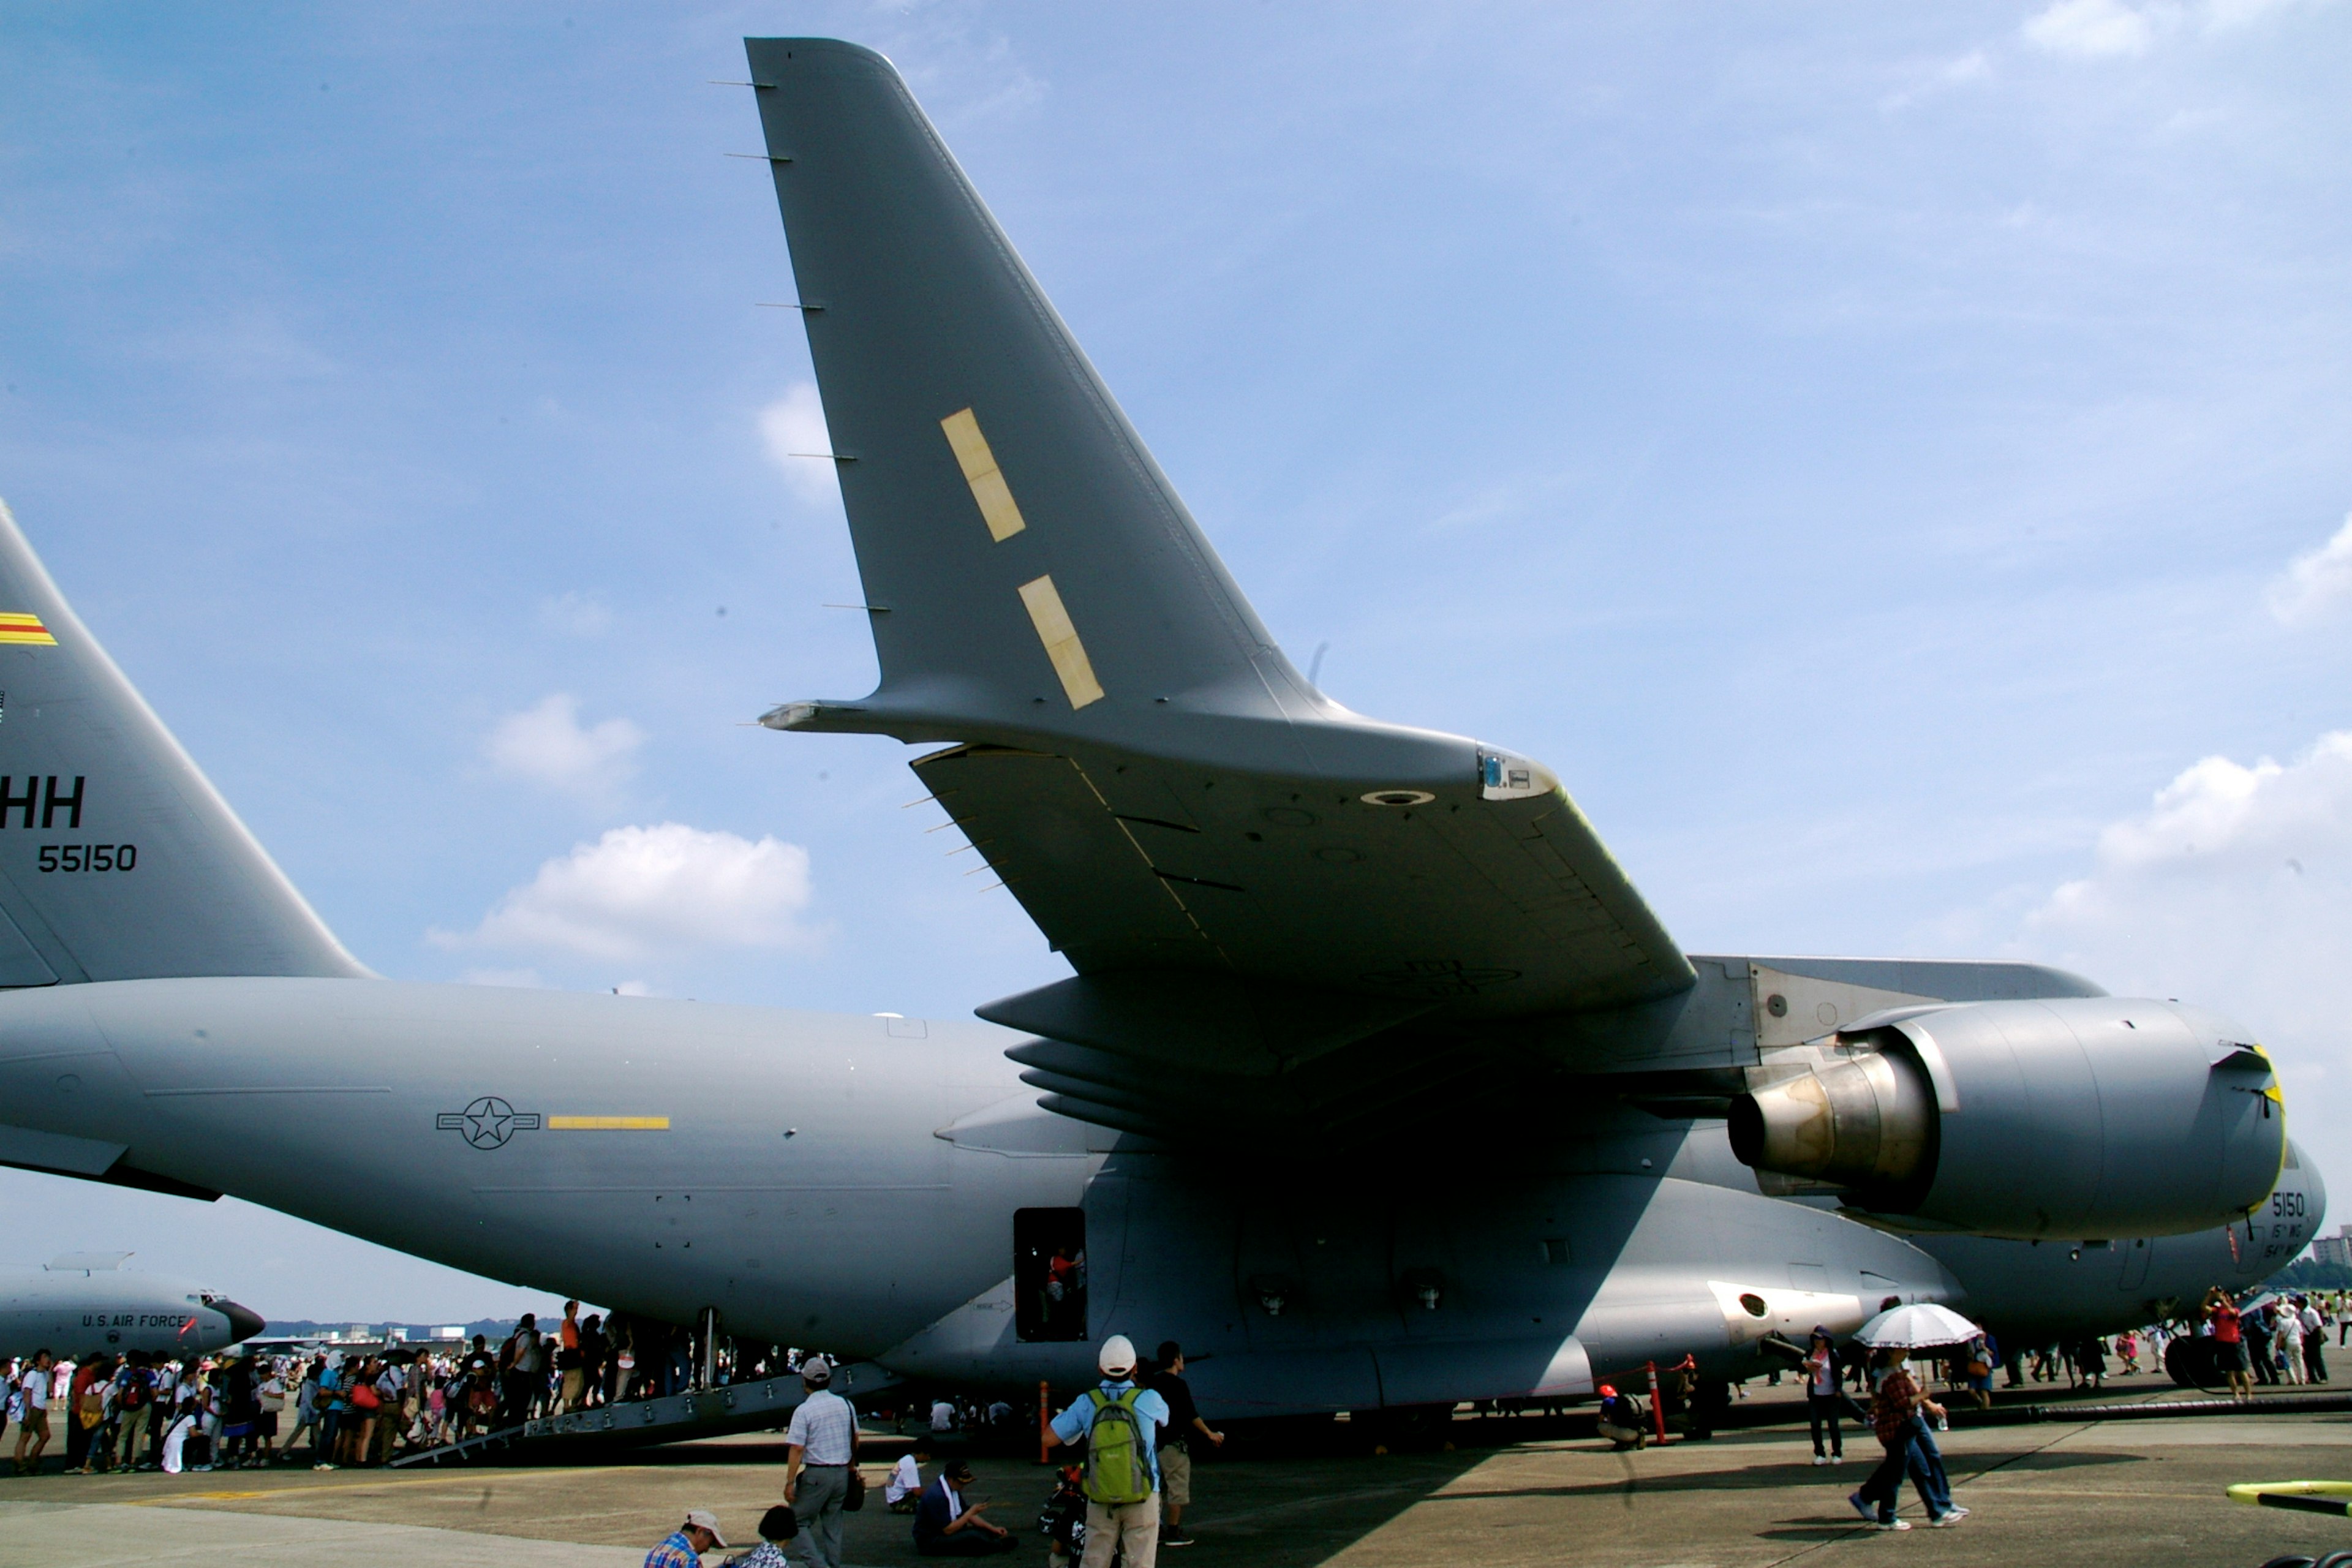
[[758, 382, 844, 506], [537, 592, 612, 638], [1880, 49, 1994, 110], [2020, 731, 2352, 1058], [2267, 513, 2352, 626], [2020, 0, 2331, 54], [2022, 0, 2158, 56], [434, 822, 816, 961], [483, 693, 646, 804], [2204, 0, 2334, 29]]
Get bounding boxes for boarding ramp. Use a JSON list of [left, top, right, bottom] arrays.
[[391, 1360, 901, 1467]]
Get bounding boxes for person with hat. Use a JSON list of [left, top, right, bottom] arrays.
[[729, 1506, 801, 1567], [913, 1457, 1019, 1556], [644, 1507, 728, 1568], [783, 1355, 859, 1568], [1043, 1335, 1172, 1568], [1594, 1382, 1646, 1450]]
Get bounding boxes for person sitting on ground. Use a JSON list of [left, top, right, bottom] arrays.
[[914, 1457, 1020, 1556], [645, 1507, 728, 1568], [726, 1505, 797, 1567], [888, 1449, 929, 1513], [1594, 1383, 1646, 1450]]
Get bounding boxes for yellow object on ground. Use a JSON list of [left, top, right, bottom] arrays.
[[2227, 1482, 2352, 1517]]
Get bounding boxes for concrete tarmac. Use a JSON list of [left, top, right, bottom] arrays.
[[8, 1377, 2352, 1567]]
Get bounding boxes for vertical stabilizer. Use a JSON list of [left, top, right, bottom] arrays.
[[744, 38, 1308, 749], [0, 501, 366, 983]]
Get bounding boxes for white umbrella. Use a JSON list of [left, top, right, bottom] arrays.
[[1855, 1302, 1982, 1349]]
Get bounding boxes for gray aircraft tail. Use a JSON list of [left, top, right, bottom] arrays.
[[0, 500, 366, 984], [745, 38, 1322, 758], [742, 40, 1696, 1052]]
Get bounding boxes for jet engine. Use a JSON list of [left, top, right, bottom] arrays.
[[1726, 998, 2284, 1240]]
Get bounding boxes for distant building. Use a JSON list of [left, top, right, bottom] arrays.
[[2311, 1226, 2352, 1268]]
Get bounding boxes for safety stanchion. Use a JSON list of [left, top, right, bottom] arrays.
[[1038, 1381, 1052, 1463], [1646, 1360, 1668, 1446]]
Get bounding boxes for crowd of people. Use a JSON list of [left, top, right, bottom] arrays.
[[0, 1298, 822, 1476], [1751, 1281, 2342, 1532], [628, 1334, 1221, 1568], [9, 1277, 2343, 1556]]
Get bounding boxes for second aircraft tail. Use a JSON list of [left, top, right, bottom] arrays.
[[0, 499, 366, 985]]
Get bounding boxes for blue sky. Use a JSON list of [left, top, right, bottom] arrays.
[[2, 1, 2348, 1320]]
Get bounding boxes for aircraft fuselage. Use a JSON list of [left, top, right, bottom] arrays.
[[0, 975, 2302, 1410]]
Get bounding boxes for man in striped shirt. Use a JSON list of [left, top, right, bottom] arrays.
[[783, 1357, 858, 1568]]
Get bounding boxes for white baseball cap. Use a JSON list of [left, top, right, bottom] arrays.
[[684, 1509, 728, 1547], [1098, 1334, 1136, 1376]]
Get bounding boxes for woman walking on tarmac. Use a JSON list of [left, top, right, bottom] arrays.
[[1803, 1329, 1844, 1465], [1849, 1348, 1964, 1531]]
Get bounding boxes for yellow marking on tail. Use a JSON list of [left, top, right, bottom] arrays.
[[1017, 575, 1104, 710], [940, 407, 1027, 542], [0, 612, 57, 646]]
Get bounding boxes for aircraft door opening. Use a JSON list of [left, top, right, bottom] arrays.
[[1015, 1206, 1087, 1342]]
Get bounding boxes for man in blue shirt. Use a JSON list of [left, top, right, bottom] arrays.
[[1044, 1336, 1171, 1568]]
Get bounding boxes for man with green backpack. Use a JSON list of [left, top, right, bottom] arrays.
[[1043, 1335, 1173, 1568]]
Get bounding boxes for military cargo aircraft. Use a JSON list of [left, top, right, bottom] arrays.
[[0, 1253, 262, 1362], [0, 38, 2309, 1417]]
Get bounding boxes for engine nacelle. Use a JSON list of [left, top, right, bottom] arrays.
[[1727, 997, 2285, 1240]]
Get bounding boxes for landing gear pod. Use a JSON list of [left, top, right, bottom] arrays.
[[1728, 998, 2285, 1240]]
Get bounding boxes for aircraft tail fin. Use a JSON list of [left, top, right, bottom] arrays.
[[0, 500, 366, 984], [745, 39, 1310, 752]]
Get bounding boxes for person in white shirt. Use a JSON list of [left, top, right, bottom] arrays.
[[783, 1356, 859, 1568], [2301, 1297, 2330, 1384], [2275, 1305, 2307, 1386], [11, 1350, 53, 1474], [888, 1449, 929, 1513], [1802, 1328, 1845, 1464]]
